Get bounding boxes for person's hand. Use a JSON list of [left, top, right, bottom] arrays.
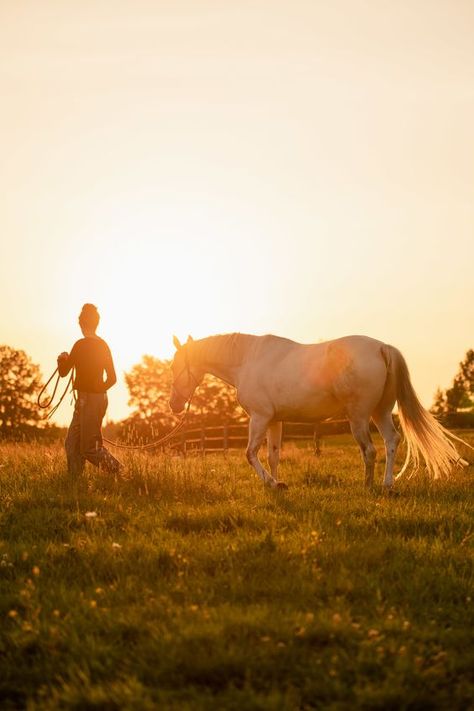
[[57, 352, 69, 362]]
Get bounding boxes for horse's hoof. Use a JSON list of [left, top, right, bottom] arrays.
[[383, 486, 399, 497], [276, 481, 288, 490]]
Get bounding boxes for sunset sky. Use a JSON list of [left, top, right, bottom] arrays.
[[1, 1, 473, 425]]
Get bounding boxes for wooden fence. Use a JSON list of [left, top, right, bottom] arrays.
[[168, 419, 352, 455]]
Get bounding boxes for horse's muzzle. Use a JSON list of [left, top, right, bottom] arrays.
[[169, 392, 186, 414]]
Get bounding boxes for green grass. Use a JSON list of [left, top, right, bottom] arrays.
[[0, 434, 473, 710]]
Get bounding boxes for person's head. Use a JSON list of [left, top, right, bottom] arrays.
[[79, 303, 100, 334]]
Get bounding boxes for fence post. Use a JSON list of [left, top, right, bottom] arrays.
[[200, 427, 205, 454], [223, 423, 228, 452], [313, 423, 321, 455], [180, 431, 186, 457]]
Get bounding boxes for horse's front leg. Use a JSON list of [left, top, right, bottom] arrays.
[[246, 414, 278, 487]]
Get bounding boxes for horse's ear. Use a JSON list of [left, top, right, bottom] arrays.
[[173, 335, 182, 350], [187, 335, 194, 343]]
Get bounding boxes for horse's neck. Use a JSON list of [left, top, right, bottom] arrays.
[[203, 361, 239, 387], [194, 333, 254, 386]]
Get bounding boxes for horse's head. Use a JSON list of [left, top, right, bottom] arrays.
[[169, 335, 203, 413]]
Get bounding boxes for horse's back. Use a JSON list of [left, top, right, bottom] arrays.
[[247, 333, 387, 381], [258, 334, 387, 374], [238, 333, 389, 421]]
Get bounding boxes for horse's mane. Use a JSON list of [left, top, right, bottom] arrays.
[[190, 333, 256, 366]]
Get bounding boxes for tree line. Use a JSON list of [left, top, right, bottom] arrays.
[[0, 344, 472, 439], [430, 349, 474, 427]]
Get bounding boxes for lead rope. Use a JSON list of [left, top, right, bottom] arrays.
[[37, 368, 75, 419], [102, 398, 191, 451], [38, 367, 191, 451]]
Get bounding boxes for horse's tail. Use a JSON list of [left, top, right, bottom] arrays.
[[384, 345, 472, 479]]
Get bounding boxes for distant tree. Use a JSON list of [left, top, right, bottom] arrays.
[[122, 354, 246, 439], [124, 355, 174, 435], [0, 345, 44, 433], [456, 348, 474, 405], [431, 387, 447, 416], [432, 349, 474, 416], [188, 374, 247, 425]]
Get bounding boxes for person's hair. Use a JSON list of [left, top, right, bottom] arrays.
[[79, 303, 100, 331]]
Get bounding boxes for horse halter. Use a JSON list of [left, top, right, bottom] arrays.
[[172, 348, 200, 404]]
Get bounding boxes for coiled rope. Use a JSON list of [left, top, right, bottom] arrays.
[[37, 368, 74, 420]]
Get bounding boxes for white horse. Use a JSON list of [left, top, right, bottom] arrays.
[[169, 333, 469, 488]]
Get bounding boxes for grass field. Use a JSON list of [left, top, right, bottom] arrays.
[[0, 433, 473, 710]]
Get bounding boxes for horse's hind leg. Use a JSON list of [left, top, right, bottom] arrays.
[[349, 418, 377, 487], [267, 421, 285, 485], [372, 409, 401, 489]]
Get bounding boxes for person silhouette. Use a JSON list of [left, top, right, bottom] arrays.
[[57, 303, 121, 476]]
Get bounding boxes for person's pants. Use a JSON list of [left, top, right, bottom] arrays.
[[65, 392, 121, 475]]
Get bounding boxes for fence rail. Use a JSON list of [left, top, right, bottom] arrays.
[[167, 419, 352, 454]]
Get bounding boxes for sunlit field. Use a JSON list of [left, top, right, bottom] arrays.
[[1, 434, 473, 710]]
